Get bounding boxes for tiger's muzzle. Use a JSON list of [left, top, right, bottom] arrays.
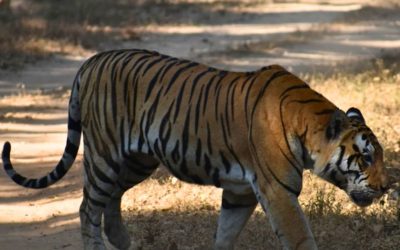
[[349, 190, 382, 207]]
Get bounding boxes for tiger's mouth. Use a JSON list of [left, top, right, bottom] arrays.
[[349, 190, 381, 207]]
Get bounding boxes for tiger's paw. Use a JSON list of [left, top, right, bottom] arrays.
[[214, 242, 234, 250], [82, 237, 107, 250], [104, 220, 131, 250]]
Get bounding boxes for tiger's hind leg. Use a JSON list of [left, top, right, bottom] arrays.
[[214, 189, 258, 250], [80, 149, 158, 250], [103, 153, 159, 249], [80, 150, 116, 250]]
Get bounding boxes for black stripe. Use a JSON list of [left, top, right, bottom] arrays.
[[278, 95, 303, 168], [248, 71, 289, 127], [336, 145, 346, 167], [145, 88, 162, 135], [204, 154, 212, 176], [120, 117, 129, 158], [194, 84, 205, 134], [347, 154, 357, 169], [173, 74, 190, 123], [263, 162, 300, 196], [38, 177, 48, 188], [195, 139, 202, 166], [153, 139, 164, 159], [322, 163, 331, 176], [249, 133, 299, 196], [164, 62, 199, 94], [65, 139, 79, 157], [189, 69, 213, 102], [158, 58, 181, 84], [171, 141, 180, 164], [220, 151, 231, 174], [159, 103, 174, 153], [315, 109, 335, 115], [329, 170, 342, 187], [93, 53, 115, 126], [206, 122, 213, 154], [54, 161, 68, 180], [222, 198, 255, 209], [118, 51, 141, 79], [202, 74, 217, 115], [128, 54, 155, 122], [279, 84, 309, 98], [357, 175, 368, 184], [352, 144, 360, 153], [243, 75, 262, 126], [142, 55, 167, 76], [291, 99, 323, 104], [79, 209, 101, 227], [68, 117, 81, 132], [181, 106, 191, 156], [228, 76, 241, 121], [109, 52, 126, 122], [212, 168, 221, 187], [102, 65, 119, 154], [219, 113, 246, 177], [83, 187, 106, 208], [103, 152, 121, 175], [91, 160, 115, 185], [85, 160, 112, 197], [138, 111, 146, 151], [144, 69, 162, 101], [180, 159, 188, 175], [214, 72, 228, 121], [278, 147, 301, 176], [125, 159, 156, 177], [240, 74, 256, 93]]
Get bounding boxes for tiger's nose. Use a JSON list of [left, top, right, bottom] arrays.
[[380, 184, 390, 193]]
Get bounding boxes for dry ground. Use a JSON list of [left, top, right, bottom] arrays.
[[0, 0, 400, 249]]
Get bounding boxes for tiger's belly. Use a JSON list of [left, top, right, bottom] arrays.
[[163, 159, 254, 195], [130, 144, 253, 194], [129, 127, 254, 194]]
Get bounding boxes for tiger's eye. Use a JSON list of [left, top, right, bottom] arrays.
[[363, 154, 372, 164]]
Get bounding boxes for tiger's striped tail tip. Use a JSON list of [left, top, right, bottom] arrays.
[[2, 141, 11, 160]]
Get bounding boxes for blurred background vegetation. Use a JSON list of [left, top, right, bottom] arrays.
[[0, 0, 255, 69]]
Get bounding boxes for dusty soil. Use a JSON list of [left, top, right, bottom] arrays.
[[0, 1, 399, 249]]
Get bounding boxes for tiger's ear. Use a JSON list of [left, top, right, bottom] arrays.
[[326, 109, 349, 140], [346, 107, 365, 124]]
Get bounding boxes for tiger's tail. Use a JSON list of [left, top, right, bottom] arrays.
[[2, 73, 82, 189]]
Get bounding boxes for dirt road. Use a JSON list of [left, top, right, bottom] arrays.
[[0, 1, 399, 249]]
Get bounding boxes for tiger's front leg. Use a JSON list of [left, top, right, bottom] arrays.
[[214, 189, 258, 250], [251, 177, 317, 250]]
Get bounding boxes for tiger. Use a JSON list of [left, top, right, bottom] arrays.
[[2, 49, 390, 250]]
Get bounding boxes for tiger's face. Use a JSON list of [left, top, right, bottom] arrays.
[[320, 108, 389, 207]]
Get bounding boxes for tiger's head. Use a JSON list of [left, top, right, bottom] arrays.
[[317, 107, 389, 207]]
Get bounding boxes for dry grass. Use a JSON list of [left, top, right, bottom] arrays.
[[0, 0, 257, 70], [119, 59, 400, 250]]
